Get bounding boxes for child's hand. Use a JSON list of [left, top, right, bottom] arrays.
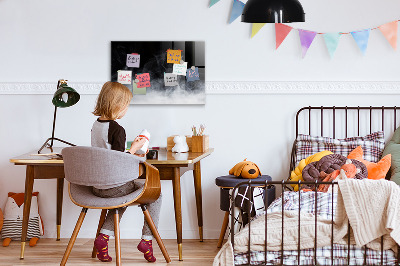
[[134, 149, 149, 157], [129, 137, 147, 155]]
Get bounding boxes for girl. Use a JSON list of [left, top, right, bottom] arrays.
[[91, 81, 162, 263]]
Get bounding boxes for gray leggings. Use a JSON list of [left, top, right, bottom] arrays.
[[92, 180, 162, 240]]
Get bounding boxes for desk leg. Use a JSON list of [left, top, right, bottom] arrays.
[[56, 178, 64, 241], [193, 161, 203, 242], [20, 165, 35, 259], [172, 167, 183, 261]]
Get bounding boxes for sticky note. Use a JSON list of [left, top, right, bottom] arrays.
[[136, 73, 151, 88], [186, 67, 200, 82], [126, 53, 140, 68], [164, 73, 178, 87], [173, 62, 188, 76], [167, 49, 182, 64], [132, 82, 146, 94], [117, 70, 132, 84]]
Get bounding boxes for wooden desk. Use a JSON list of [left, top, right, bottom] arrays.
[[146, 148, 213, 260], [9, 148, 64, 259], [10, 147, 213, 261]]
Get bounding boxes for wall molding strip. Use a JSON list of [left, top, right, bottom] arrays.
[[0, 81, 399, 95]]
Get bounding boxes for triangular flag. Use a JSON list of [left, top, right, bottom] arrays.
[[229, 0, 245, 24], [275, 23, 293, 49], [323, 33, 341, 58], [351, 29, 370, 55], [251, 23, 266, 38], [378, 21, 398, 50], [298, 29, 317, 58], [209, 0, 220, 7]]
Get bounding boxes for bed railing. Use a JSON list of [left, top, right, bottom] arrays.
[[230, 180, 400, 266], [295, 106, 399, 138], [289, 106, 400, 181]]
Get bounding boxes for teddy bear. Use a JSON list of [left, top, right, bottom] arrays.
[[229, 159, 261, 179], [172, 135, 189, 153], [1, 192, 43, 247]]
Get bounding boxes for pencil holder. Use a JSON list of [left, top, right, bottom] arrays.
[[191, 135, 209, 153]]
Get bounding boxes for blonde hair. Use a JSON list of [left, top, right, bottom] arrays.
[[93, 82, 133, 120]]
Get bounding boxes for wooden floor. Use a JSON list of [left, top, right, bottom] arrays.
[[0, 239, 221, 265]]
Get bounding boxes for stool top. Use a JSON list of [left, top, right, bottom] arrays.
[[215, 175, 272, 188]]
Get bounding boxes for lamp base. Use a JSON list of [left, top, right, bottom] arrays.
[[38, 137, 76, 154]]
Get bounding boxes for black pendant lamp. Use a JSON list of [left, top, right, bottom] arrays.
[[242, 0, 305, 23]]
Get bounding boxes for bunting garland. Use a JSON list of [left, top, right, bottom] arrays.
[[209, 0, 220, 7], [229, 0, 245, 24], [378, 21, 398, 50], [251, 23, 266, 38], [351, 29, 370, 55], [298, 30, 317, 58], [208, 1, 399, 59], [275, 23, 292, 49], [323, 33, 341, 58]]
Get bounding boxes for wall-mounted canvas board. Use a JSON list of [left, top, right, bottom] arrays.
[[111, 41, 205, 105]]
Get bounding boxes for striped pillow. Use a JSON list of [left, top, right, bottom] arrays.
[[294, 131, 385, 166]]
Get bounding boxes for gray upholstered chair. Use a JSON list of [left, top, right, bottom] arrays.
[[60, 146, 171, 265]]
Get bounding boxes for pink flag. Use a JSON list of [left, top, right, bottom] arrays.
[[298, 29, 317, 58], [275, 23, 293, 49], [378, 21, 398, 50]]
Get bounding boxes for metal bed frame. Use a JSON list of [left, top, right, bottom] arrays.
[[230, 106, 400, 266]]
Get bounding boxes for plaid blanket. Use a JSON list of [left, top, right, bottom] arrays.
[[235, 244, 397, 265], [266, 190, 336, 220], [234, 191, 397, 265]]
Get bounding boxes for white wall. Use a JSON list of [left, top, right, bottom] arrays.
[[1, 0, 400, 240]]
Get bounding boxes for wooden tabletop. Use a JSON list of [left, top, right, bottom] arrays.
[[10, 147, 64, 165], [146, 148, 213, 165], [10, 147, 214, 165]]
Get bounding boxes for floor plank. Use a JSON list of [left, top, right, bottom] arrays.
[[0, 239, 221, 265]]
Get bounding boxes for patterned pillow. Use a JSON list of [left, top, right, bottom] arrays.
[[294, 131, 385, 166]]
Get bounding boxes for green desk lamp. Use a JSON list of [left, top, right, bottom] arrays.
[[38, 79, 80, 154]]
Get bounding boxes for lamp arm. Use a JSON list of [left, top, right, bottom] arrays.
[[50, 79, 61, 148], [50, 105, 57, 148]]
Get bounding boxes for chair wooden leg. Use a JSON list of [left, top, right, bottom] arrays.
[[60, 208, 88, 266], [141, 205, 171, 263], [217, 211, 230, 248], [91, 209, 108, 258], [114, 210, 121, 266]]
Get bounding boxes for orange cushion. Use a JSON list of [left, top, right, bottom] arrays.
[[348, 146, 391, 180]]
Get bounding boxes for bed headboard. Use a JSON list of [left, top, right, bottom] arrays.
[[290, 106, 400, 179], [295, 106, 400, 138]]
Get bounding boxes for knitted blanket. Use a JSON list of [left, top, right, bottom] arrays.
[[335, 178, 399, 251], [213, 211, 341, 266], [214, 179, 400, 266]]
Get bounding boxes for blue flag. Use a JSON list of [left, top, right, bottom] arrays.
[[351, 29, 370, 55], [229, 0, 245, 24]]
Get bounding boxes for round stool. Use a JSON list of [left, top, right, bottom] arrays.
[[215, 175, 275, 248]]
